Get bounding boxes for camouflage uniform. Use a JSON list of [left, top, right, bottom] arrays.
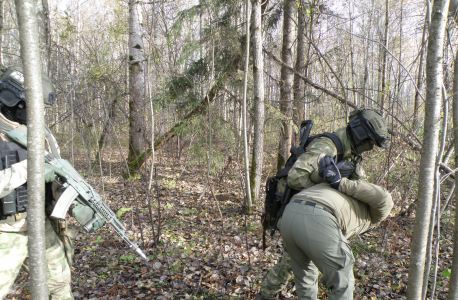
[[0, 218, 73, 299], [0, 112, 74, 300], [258, 127, 366, 299]]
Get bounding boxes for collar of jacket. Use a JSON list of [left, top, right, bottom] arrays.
[[334, 127, 353, 159]]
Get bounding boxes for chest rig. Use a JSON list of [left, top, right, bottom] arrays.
[[0, 139, 27, 219]]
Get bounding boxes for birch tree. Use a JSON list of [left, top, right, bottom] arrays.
[[249, 0, 264, 203], [447, 31, 458, 300], [242, 0, 252, 213], [406, 0, 450, 298], [277, 0, 295, 171], [36, 0, 50, 73], [15, 0, 48, 298], [127, 0, 145, 164]]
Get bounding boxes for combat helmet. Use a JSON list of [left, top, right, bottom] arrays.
[[0, 67, 56, 124], [347, 107, 390, 154]]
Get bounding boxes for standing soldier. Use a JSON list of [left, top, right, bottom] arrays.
[[0, 67, 102, 299], [256, 108, 391, 299]]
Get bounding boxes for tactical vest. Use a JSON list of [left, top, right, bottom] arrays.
[[0, 125, 61, 220], [0, 139, 27, 219]]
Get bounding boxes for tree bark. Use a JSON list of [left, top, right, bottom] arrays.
[[379, 0, 389, 115], [277, 0, 295, 171], [35, 0, 51, 73], [0, 0, 4, 67], [413, 15, 428, 129], [242, 0, 252, 213], [127, 0, 145, 163], [406, 0, 450, 298], [15, 0, 48, 298], [249, 0, 264, 203], [294, 5, 306, 126], [447, 39, 458, 300]]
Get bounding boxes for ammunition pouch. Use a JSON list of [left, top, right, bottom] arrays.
[[0, 139, 27, 220], [49, 217, 77, 266]]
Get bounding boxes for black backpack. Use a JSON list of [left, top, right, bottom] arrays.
[[261, 120, 343, 249]]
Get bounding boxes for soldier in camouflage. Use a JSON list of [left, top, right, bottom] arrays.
[[256, 108, 391, 300], [0, 67, 75, 299]]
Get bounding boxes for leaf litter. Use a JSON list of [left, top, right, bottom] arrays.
[[6, 148, 456, 300]]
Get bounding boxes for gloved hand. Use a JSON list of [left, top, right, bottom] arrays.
[[318, 155, 341, 189], [44, 163, 68, 183], [336, 160, 355, 178]]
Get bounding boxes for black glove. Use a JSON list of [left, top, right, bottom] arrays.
[[318, 155, 341, 189], [336, 160, 355, 178]]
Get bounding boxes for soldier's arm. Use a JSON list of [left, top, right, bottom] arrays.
[[0, 160, 27, 198], [287, 137, 338, 191], [338, 177, 393, 224]]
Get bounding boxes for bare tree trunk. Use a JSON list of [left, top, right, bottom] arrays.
[[95, 97, 120, 163], [249, 0, 264, 203], [379, 0, 389, 114], [35, 0, 50, 73], [242, 0, 252, 214], [15, 0, 48, 298], [294, 6, 306, 126], [277, 0, 295, 171], [447, 41, 458, 300], [361, 0, 375, 107], [406, 0, 450, 298], [348, 1, 356, 104], [127, 0, 145, 163], [0, 0, 4, 67], [413, 15, 428, 129]]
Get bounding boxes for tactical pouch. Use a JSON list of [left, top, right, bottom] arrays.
[[49, 217, 77, 266], [0, 141, 27, 219], [60, 226, 77, 266]]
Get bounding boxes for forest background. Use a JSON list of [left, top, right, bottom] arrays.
[[4, 0, 458, 299]]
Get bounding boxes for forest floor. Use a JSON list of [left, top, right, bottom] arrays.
[[6, 148, 455, 300]]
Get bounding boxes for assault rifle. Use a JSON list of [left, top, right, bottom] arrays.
[[7, 126, 149, 261]]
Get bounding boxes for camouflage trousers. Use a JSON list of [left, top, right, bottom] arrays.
[[259, 249, 293, 298], [0, 218, 74, 300]]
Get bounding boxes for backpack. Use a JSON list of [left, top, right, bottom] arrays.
[[261, 120, 343, 249]]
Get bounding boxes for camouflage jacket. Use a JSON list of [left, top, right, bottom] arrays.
[[0, 113, 61, 232], [0, 114, 28, 200], [287, 127, 366, 191]]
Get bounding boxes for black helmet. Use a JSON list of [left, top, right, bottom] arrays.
[[347, 107, 390, 155], [0, 67, 56, 124]]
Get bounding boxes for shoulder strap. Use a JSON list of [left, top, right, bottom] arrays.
[[44, 127, 61, 159], [320, 132, 343, 162]]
